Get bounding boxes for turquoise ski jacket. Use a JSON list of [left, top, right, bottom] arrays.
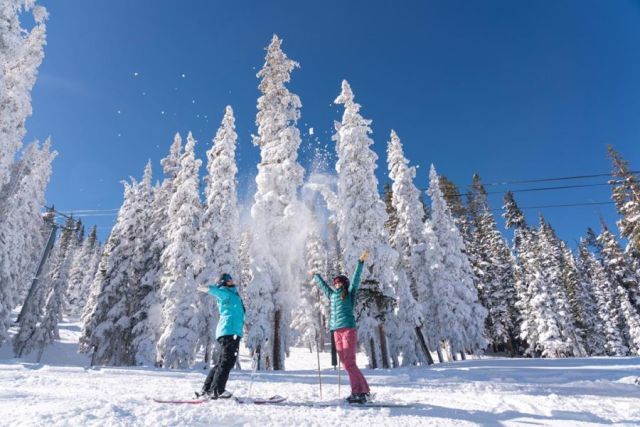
[[313, 260, 364, 331], [208, 285, 245, 339]]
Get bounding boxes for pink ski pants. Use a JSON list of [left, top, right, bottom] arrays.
[[334, 327, 370, 394]]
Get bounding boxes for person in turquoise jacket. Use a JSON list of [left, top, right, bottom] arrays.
[[311, 250, 371, 404], [195, 273, 245, 399]]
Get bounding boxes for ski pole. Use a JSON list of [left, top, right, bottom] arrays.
[[315, 330, 323, 400], [248, 347, 259, 398], [338, 362, 341, 398]]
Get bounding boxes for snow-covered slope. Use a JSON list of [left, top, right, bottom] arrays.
[[0, 321, 639, 426]]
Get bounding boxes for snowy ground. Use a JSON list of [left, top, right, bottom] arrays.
[[1, 321, 639, 426]]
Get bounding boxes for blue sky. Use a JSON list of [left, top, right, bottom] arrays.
[[25, 0, 640, 243]]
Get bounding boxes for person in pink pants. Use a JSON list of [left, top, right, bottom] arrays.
[[311, 250, 371, 404]]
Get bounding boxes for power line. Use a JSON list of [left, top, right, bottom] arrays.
[[478, 170, 640, 187], [491, 201, 614, 212], [443, 182, 613, 198]]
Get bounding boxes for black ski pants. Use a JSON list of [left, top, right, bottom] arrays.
[[203, 335, 241, 395]]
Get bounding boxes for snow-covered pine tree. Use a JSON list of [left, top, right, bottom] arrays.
[[80, 181, 137, 365], [331, 80, 398, 369], [575, 241, 610, 356], [78, 232, 103, 337], [128, 162, 162, 366], [428, 165, 487, 357], [607, 146, 640, 262], [198, 106, 241, 364], [502, 191, 533, 355], [595, 225, 640, 354], [467, 174, 517, 353], [0, 0, 47, 191], [156, 132, 203, 369], [386, 130, 432, 365], [518, 217, 585, 358], [245, 36, 306, 370], [145, 134, 184, 306], [66, 225, 99, 317], [0, 140, 56, 343]]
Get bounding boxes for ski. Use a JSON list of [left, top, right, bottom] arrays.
[[151, 398, 209, 405], [234, 395, 287, 405], [307, 401, 410, 408]]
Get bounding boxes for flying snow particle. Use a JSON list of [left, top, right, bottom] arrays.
[[161, 111, 165, 115], [117, 110, 121, 114], [309, 127, 314, 136], [181, 73, 186, 78], [117, 133, 121, 137], [142, 92, 146, 96], [133, 72, 139, 77], [192, 99, 196, 104]]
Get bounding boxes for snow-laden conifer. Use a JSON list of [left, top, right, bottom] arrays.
[[244, 36, 306, 370], [428, 165, 487, 356], [0, 0, 47, 189], [468, 174, 516, 352], [332, 80, 398, 368], [198, 106, 241, 363], [156, 133, 203, 368], [386, 130, 431, 364]]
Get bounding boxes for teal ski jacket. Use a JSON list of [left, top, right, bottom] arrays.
[[313, 260, 364, 331], [208, 284, 245, 339]]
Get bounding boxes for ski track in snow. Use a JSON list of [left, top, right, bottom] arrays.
[[0, 322, 639, 426]]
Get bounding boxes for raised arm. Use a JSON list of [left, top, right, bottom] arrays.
[[348, 260, 364, 293], [313, 274, 333, 299], [349, 250, 369, 293]]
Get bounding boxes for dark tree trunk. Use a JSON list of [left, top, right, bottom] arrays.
[[273, 310, 282, 370], [369, 338, 378, 369], [436, 344, 445, 363], [378, 325, 390, 369], [415, 326, 434, 365]]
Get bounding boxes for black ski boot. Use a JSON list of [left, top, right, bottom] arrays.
[[347, 393, 369, 404], [217, 390, 233, 399]]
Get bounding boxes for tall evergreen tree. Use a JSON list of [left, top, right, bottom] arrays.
[[80, 182, 136, 365], [245, 36, 306, 370], [0, 140, 56, 343], [66, 225, 98, 317], [199, 106, 241, 364], [428, 165, 487, 356], [332, 80, 398, 369], [0, 0, 47, 190], [502, 191, 532, 354], [156, 133, 204, 368], [386, 130, 432, 365], [575, 242, 611, 356], [607, 146, 640, 261], [128, 162, 161, 366], [467, 174, 516, 352], [595, 225, 640, 354]]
